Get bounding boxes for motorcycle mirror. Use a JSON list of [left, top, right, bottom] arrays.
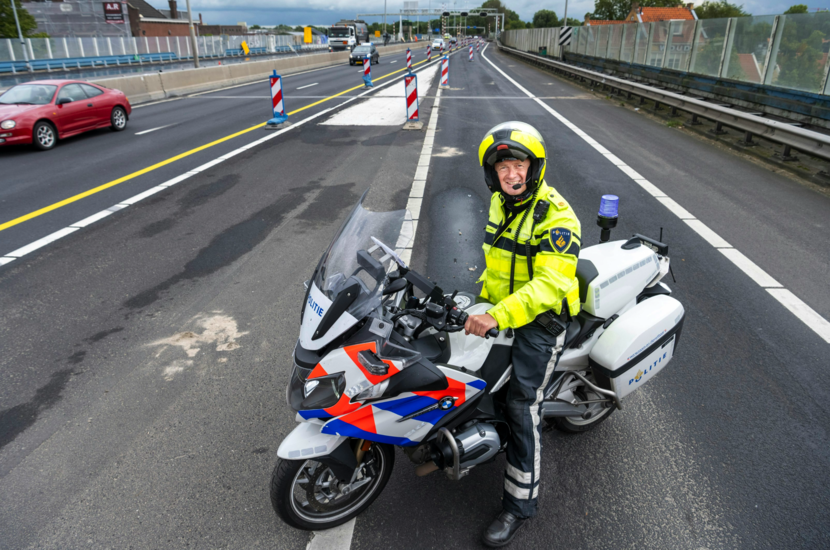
[[382, 278, 407, 296]]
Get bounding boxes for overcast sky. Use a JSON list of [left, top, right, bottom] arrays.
[[152, 0, 794, 27]]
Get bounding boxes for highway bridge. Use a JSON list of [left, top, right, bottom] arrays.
[[1, 42, 829, 549]]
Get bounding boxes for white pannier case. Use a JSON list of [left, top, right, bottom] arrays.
[[588, 295, 685, 399]]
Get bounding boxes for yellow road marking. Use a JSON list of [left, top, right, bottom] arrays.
[[0, 56, 433, 233]]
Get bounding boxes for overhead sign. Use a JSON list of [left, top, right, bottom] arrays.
[[558, 26, 573, 46], [304, 26, 312, 43], [102, 2, 124, 24]]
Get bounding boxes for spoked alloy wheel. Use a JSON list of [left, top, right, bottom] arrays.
[[33, 121, 56, 150], [270, 441, 394, 530], [546, 370, 615, 433], [111, 107, 127, 131]]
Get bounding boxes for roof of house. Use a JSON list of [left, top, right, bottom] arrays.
[[638, 7, 695, 22], [737, 53, 762, 83], [128, 0, 166, 19], [588, 5, 695, 26]]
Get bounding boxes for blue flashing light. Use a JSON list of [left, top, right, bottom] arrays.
[[598, 194, 619, 218]]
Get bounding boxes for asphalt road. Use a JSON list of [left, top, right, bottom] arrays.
[[1, 42, 829, 549]]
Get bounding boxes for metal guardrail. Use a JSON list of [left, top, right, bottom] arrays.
[[498, 43, 830, 163]]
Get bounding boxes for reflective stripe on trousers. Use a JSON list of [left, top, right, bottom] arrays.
[[502, 320, 565, 519]]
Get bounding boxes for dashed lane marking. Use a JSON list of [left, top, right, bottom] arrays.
[[482, 46, 830, 344], [297, 82, 319, 90], [0, 54, 447, 266], [135, 124, 173, 135]]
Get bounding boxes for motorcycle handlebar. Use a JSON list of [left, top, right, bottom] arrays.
[[485, 328, 500, 339]]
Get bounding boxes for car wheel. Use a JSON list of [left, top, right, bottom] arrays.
[[110, 106, 127, 131], [32, 121, 57, 151]]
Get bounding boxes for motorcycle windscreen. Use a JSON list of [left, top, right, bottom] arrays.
[[300, 192, 413, 351]]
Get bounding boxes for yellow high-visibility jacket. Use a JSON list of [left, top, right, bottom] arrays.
[[480, 181, 581, 329]]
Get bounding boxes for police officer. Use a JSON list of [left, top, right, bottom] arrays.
[[464, 122, 581, 547]]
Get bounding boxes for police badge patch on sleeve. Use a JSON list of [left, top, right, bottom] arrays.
[[550, 228, 572, 253]]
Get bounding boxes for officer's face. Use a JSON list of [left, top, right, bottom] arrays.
[[495, 159, 529, 195]]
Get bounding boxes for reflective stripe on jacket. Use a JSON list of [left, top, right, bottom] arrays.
[[479, 181, 581, 329]]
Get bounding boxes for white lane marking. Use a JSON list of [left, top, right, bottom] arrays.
[[767, 289, 830, 343], [4, 227, 79, 258], [390, 60, 397, 63], [684, 220, 731, 248], [718, 248, 782, 288], [131, 97, 182, 109], [307, 518, 355, 550], [297, 82, 319, 90], [398, 83, 443, 264], [0, 62, 433, 268], [482, 46, 830, 344], [135, 124, 172, 135], [656, 197, 695, 220]]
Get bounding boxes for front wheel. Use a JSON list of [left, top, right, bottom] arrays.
[[110, 106, 127, 131], [32, 121, 57, 150], [270, 441, 394, 530]]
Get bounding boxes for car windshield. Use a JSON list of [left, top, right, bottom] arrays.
[[0, 84, 57, 105], [353, 46, 371, 53], [313, 192, 413, 320]]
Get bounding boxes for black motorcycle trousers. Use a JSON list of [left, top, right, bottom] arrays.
[[502, 321, 565, 519]]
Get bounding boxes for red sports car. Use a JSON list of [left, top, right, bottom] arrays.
[[0, 79, 132, 151]]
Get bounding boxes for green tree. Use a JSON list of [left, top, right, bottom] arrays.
[[566, 18, 583, 26], [532, 9, 560, 28], [694, 0, 749, 19], [0, 0, 38, 39], [784, 4, 809, 14]]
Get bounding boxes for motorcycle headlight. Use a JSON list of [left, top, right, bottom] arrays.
[[303, 379, 319, 398], [1, 120, 15, 130]]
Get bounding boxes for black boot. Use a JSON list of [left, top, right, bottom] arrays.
[[482, 510, 526, 547]]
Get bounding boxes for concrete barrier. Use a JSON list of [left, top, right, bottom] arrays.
[[91, 44, 415, 105]]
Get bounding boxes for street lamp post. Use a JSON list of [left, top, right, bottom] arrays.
[[383, 0, 387, 35], [9, 0, 32, 73], [185, 0, 199, 68]]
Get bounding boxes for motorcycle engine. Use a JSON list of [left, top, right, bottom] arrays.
[[456, 422, 500, 469]]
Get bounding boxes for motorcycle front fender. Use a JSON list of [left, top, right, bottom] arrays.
[[277, 419, 349, 460]]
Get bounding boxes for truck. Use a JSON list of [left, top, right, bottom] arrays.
[[328, 20, 370, 51]]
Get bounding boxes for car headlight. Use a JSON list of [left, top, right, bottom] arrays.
[[0, 120, 15, 130]]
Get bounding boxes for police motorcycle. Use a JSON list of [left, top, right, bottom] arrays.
[[271, 191, 685, 530]]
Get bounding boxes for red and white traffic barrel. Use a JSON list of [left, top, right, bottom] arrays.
[[405, 74, 419, 121], [266, 70, 288, 126], [469, 44, 473, 61], [427, 45, 432, 61], [407, 48, 412, 72], [363, 56, 373, 87], [440, 55, 449, 88]]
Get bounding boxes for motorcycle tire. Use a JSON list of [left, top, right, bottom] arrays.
[[547, 405, 614, 433], [270, 441, 395, 531], [545, 371, 615, 434]]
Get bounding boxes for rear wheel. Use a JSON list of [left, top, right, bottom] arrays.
[[110, 106, 127, 131], [32, 121, 57, 151], [270, 441, 395, 530], [546, 371, 615, 434]]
